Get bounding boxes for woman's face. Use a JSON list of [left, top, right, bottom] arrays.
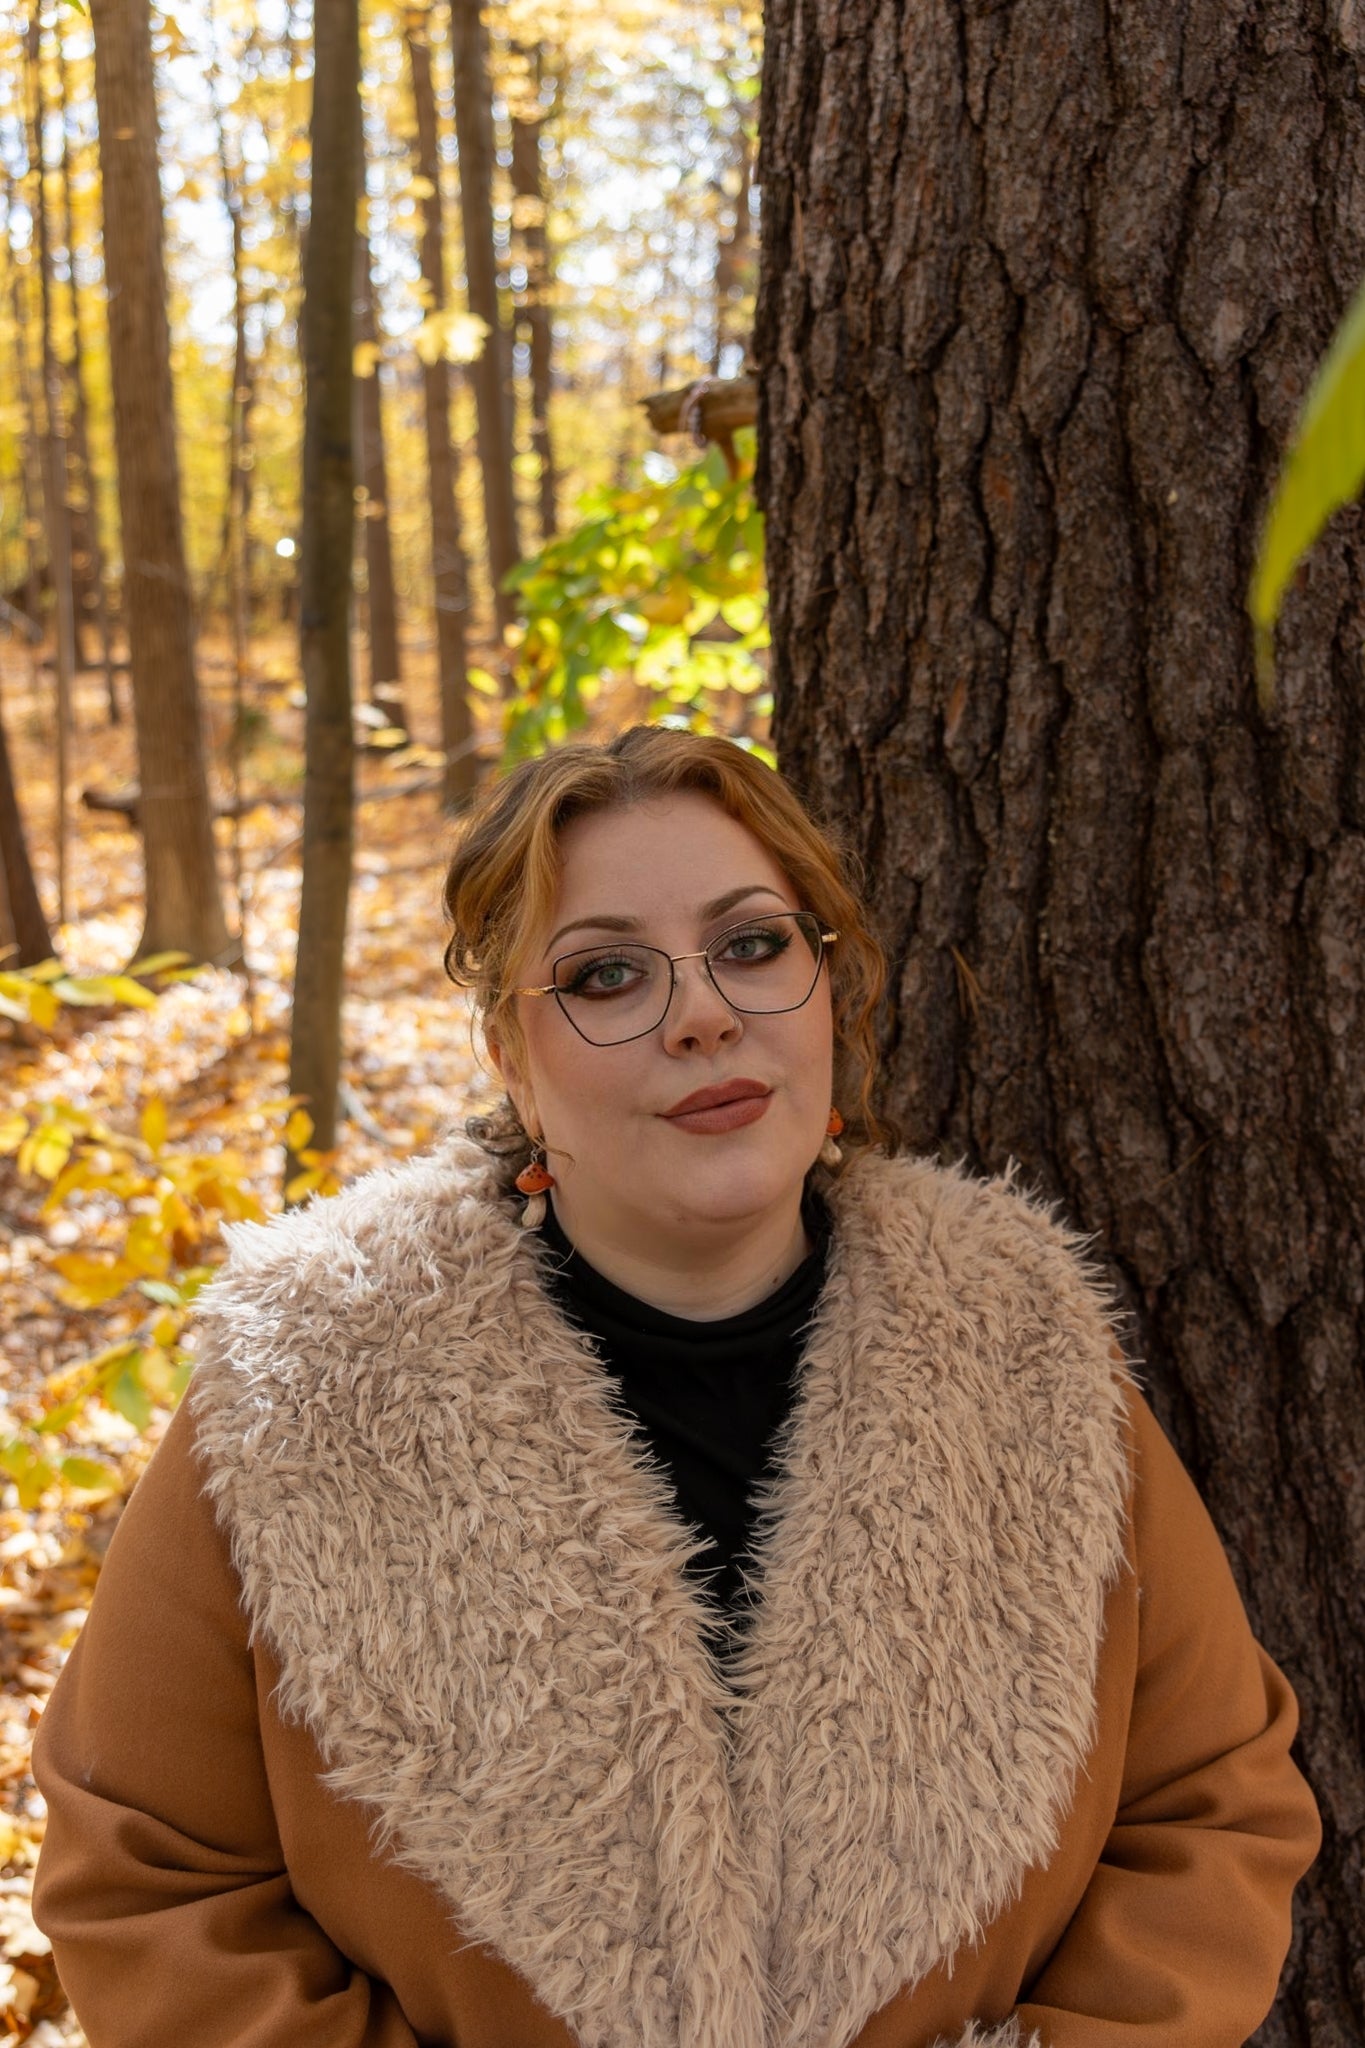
[[494, 792, 834, 1256]]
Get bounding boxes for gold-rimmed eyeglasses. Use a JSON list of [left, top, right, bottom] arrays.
[[511, 910, 839, 1047]]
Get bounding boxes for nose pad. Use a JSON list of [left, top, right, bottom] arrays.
[[661, 955, 742, 1050]]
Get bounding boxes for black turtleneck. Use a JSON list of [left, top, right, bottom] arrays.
[[537, 1196, 829, 1623]]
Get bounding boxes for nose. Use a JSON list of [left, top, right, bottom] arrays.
[[660, 953, 743, 1056]]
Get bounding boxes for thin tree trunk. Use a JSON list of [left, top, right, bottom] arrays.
[[448, 0, 521, 628], [55, 30, 114, 706], [88, 0, 233, 964], [2, 174, 44, 650], [757, 0, 1363, 2035], [510, 43, 558, 544], [406, 11, 476, 809], [353, 145, 406, 731], [27, 6, 76, 926], [0, 676, 52, 967], [286, 0, 359, 1185], [710, 105, 752, 377], [207, 11, 256, 645]]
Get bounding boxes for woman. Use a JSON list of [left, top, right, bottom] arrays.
[[33, 726, 1319, 2048]]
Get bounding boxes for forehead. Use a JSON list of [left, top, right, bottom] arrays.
[[550, 793, 794, 917]]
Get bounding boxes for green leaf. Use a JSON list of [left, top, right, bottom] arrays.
[[0, 1437, 57, 1509], [138, 1279, 184, 1308], [58, 1456, 118, 1494], [1250, 274, 1365, 703], [109, 1363, 154, 1432]]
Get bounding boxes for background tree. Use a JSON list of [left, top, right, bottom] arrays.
[[287, 0, 361, 1181], [88, 0, 232, 963], [405, 2, 476, 808], [55, 23, 116, 718], [509, 39, 559, 545], [756, 0, 1363, 2034], [0, 677, 49, 964], [354, 158, 407, 734], [25, 5, 75, 923], [449, 0, 521, 629]]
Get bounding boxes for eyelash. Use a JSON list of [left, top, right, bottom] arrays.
[[559, 923, 794, 998]]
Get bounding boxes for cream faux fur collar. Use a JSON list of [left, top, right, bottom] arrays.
[[191, 1143, 1126, 2048]]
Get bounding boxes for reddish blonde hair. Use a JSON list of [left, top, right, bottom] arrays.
[[443, 727, 892, 1161]]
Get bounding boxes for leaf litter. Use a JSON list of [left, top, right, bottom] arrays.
[[0, 636, 494, 2043]]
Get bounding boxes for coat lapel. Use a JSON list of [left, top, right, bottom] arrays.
[[190, 1142, 1127, 2048]]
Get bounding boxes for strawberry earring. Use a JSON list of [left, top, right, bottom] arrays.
[[820, 1107, 844, 1169], [515, 1148, 555, 1230]]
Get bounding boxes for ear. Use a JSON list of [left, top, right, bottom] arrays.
[[486, 1031, 540, 1143]]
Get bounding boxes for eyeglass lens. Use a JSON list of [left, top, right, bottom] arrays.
[[551, 911, 826, 1046]]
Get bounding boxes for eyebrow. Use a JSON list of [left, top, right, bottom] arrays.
[[546, 885, 790, 953]]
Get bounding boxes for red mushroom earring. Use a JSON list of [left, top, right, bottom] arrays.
[[820, 1107, 844, 1169], [515, 1148, 555, 1230]]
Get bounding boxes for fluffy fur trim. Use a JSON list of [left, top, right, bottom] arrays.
[[190, 1142, 1129, 2048]]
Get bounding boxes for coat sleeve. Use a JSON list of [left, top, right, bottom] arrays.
[[31, 1398, 422, 2048], [1003, 1387, 1321, 2048]]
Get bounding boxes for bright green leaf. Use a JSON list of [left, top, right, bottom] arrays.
[[1250, 274, 1365, 703]]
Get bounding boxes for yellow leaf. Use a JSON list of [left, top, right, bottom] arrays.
[[413, 306, 490, 367], [54, 1252, 132, 1309], [353, 340, 381, 379], [101, 975, 159, 1011], [284, 1108, 314, 1152], [0, 1112, 27, 1156], [141, 1098, 168, 1156], [467, 666, 500, 697], [406, 173, 436, 200], [21, 1126, 75, 1181], [150, 1308, 180, 1348]]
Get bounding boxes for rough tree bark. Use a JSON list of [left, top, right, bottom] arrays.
[[287, 0, 360, 1182], [510, 41, 559, 544], [353, 175, 407, 731], [449, 0, 522, 628], [406, 9, 477, 809], [756, 0, 1364, 2038], [88, 0, 232, 963]]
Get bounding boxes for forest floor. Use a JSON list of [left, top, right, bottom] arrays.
[[0, 627, 568, 2043]]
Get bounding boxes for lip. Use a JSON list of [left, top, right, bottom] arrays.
[[660, 1079, 771, 1118]]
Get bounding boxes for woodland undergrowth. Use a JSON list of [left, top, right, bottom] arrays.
[[0, 635, 508, 2046]]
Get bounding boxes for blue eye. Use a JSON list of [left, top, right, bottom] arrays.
[[714, 923, 792, 965], [559, 951, 651, 999]]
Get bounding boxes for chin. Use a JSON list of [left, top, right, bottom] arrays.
[[654, 1153, 808, 1230]]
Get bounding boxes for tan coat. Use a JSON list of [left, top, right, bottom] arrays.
[[32, 1145, 1319, 2048]]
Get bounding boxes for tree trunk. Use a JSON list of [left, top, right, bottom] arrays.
[[510, 43, 559, 544], [448, 0, 521, 628], [406, 10, 477, 810], [710, 103, 752, 378], [27, 6, 76, 926], [88, 0, 232, 964], [0, 677, 51, 967], [756, 0, 1363, 2037], [353, 175, 406, 731], [286, 0, 360, 1186], [55, 28, 114, 704], [208, 17, 256, 649]]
